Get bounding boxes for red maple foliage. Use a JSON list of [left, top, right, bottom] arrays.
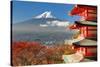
[[12, 41, 75, 66]]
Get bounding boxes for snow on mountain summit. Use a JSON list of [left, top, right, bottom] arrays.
[[34, 11, 56, 18]]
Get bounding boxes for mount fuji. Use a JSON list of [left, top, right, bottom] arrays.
[[13, 11, 77, 42], [34, 11, 56, 19], [13, 11, 70, 32]]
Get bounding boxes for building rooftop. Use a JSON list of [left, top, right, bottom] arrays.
[[75, 21, 97, 26], [70, 5, 97, 15], [73, 39, 97, 47]]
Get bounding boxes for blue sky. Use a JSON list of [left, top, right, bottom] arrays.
[[12, 1, 81, 23]]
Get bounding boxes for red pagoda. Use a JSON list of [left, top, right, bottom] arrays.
[[69, 4, 97, 60]]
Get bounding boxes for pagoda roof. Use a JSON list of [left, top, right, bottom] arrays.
[[75, 21, 97, 26], [73, 39, 97, 47], [70, 5, 97, 15]]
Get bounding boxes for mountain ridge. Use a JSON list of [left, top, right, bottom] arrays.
[[34, 11, 56, 19]]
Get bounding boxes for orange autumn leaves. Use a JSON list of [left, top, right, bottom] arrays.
[[12, 41, 75, 66]]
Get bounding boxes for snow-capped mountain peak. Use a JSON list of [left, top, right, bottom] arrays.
[[34, 11, 55, 18]]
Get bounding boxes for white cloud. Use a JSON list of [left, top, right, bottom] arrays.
[[40, 20, 69, 27], [40, 24, 48, 27], [47, 20, 69, 27]]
